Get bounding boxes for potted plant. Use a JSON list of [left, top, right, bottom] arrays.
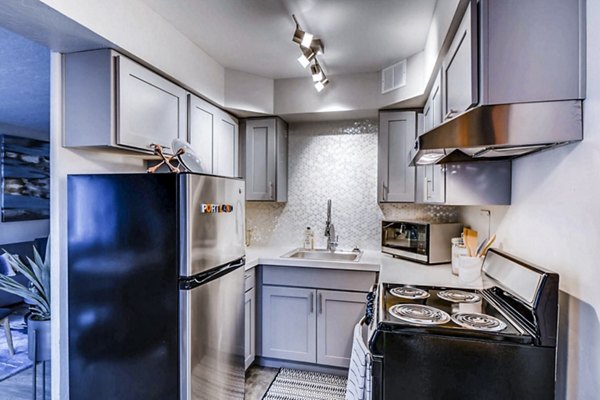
[[0, 240, 50, 361]]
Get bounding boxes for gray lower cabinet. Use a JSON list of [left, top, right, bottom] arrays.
[[261, 286, 365, 367], [244, 287, 256, 370], [65, 49, 187, 154], [261, 286, 317, 363], [242, 118, 288, 201], [316, 290, 366, 367], [378, 111, 417, 203]]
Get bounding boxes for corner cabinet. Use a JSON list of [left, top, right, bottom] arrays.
[[242, 118, 288, 201], [378, 111, 416, 203], [65, 49, 187, 154], [187, 95, 240, 178]]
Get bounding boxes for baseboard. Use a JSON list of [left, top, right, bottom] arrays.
[[255, 356, 348, 377]]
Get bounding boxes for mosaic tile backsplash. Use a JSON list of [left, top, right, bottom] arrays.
[[245, 119, 459, 250]]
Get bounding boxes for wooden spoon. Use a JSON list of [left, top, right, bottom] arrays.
[[463, 228, 478, 257], [477, 234, 496, 258]]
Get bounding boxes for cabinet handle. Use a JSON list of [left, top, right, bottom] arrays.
[[318, 293, 323, 314], [268, 181, 273, 199], [444, 109, 460, 121], [382, 182, 388, 201], [309, 293, 314, 313], [426, 178, 432, 200]]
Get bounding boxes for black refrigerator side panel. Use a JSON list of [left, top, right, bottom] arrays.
[[68, 174, 179, 400]]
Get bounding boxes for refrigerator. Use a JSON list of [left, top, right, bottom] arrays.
[[68, 173, 246, 400]]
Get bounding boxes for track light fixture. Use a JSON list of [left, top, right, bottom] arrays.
[[292, 15, 329, 92]]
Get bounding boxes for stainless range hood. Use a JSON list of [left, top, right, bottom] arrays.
[[410, 100, 583, 165]]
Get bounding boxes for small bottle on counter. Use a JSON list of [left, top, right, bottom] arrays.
[[451, 237, 467, 275], [303, 227, 314, 250]]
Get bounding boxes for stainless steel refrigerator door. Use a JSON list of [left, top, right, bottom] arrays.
[[180, 265, 245, 400], [180, 174, 245, 277]]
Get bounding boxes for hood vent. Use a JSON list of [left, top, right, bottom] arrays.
[[410, 100, 583, 165]]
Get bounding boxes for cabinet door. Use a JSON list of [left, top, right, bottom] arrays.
[[245, 119, 277, 201], [261, 286, 316, 363], [316, 290, 366, 368], [117, 55, 187, 153], [419, 164, 445, 204], [244, 287, 256, 370], [442, 0, 478, 121], [214, 111, 239, 177], [378, 112, 416, 202], [188, 95, 216, 174]]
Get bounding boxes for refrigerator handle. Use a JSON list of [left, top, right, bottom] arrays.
[[180, 257, 246, 290]]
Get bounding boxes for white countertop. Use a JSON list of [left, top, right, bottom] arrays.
[[245, 246, 492, 289]]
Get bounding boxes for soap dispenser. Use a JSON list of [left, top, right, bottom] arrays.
[[303, 227, 314, 250]]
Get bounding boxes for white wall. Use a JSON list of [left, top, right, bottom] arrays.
[[40, 0, 226, 104], [461, 2, 600, 397], [224, 68, 274, 115], [49, 53, 147, 399]]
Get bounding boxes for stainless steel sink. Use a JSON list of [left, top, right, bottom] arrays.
[[281, 248, 363, 262]]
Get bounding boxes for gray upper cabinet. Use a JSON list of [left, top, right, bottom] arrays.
[[316, 290, 365, 368], [65, 49, 186, 154], [378, 111, 416, 203], [261, 285, 316, 363], [242, 118, 288, 201], [417, 72, 446, 204], [442, 0, 478, 121], [480, 0, 585, 105], [188, 94, 217, 174], [214, 111, 240, 177], [189, 93, 239, 177]]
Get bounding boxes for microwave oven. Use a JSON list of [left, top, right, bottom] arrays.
[[381, 221, 463, 264]]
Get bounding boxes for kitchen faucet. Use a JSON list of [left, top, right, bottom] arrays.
[[324, 199, 338, 251]]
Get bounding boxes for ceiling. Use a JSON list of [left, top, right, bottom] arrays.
[[0, 26, 50, 134], [141, 0, 437, 79]]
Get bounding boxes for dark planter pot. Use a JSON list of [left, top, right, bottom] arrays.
[[27, 317, 51, 362]]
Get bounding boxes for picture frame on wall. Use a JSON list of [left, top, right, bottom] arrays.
[[0, 134, 50, 222]]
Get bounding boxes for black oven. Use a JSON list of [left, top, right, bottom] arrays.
[[367, 249, 559, 400]]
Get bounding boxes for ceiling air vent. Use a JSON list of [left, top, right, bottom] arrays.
[[381, 59, 407, 94]]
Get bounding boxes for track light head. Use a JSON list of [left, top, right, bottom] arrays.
[[297, 48, 315, 68], [311, 64, 323, 82], [314, 77, 329, 92]]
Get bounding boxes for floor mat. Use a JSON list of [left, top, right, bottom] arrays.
[[262, 368, 347, 400], [0, 313, 32, 382]]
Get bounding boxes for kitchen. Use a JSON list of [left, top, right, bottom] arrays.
[[0, 0, 597, 399]]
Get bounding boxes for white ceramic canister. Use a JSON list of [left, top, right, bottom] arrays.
[[451, 237, 468, 275]]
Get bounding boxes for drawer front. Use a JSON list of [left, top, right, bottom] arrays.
[[244, 268, 256, 292], [262, 266, 377, 292]]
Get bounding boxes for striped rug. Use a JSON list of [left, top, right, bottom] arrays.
[[263, 368, 347, 400]]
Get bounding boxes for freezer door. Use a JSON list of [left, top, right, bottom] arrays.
[[180, 263, 245, 400], [180, 174, 245, 276]]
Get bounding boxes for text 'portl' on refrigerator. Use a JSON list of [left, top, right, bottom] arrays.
[[68, 173, 245, 400]]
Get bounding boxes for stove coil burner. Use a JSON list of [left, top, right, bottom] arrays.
[[389, 304, 450, 325], [437, 290, 482, 303], [451, 313, 507, 332], [389, 286, 430, 300]]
